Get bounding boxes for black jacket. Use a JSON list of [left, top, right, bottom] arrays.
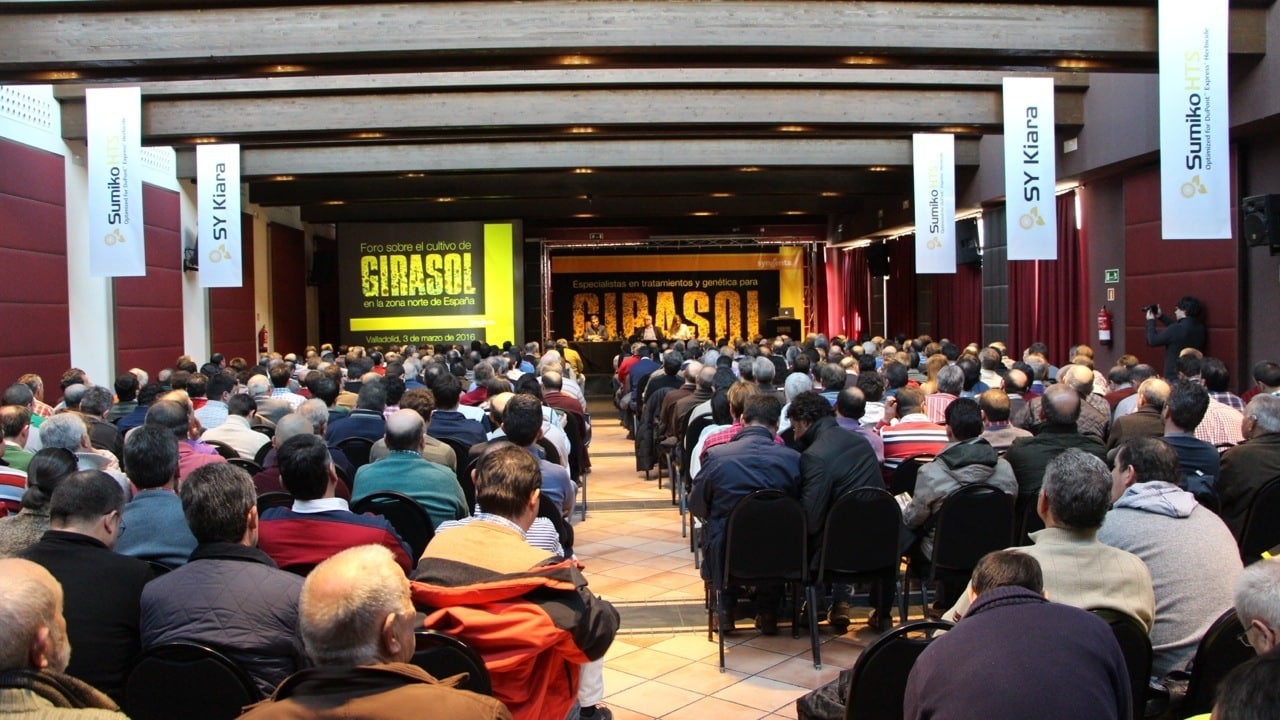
[[796, 416, 883, 533], [1146, 315, 1207, 379]]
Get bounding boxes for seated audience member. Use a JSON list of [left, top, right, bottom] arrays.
[[413, 447, 617, 720], [1202, 357, 1246, 412], [691, 394, 801, 635], [19, 471, 153, 703], [325, 380, 389, 444], [1211, 652, 1280, 720], [923, 364, 963, 423], [1105, 377, 1170, 452], [142, 464, 305, 698], [352, 409, 466, 530], [201, 393, 271, 460], [193, 371, 235, 430], [498, 394, 576, 516], [115, 425, 197, 567], [306, 369, 350, 424], [1194, 380, 1246, 447], [370, 388, 456, 469], [145, 397, 225, 483], [39, 413, 126, 489], [114, 382, 164, 435], [854, 371, 888, 427], [268, 364, 306, 412], [834, 387, 885, 464], [904, 550, 1131, 720], [427, 372, 488, 447], [1099, 437, 1241, 677], [945, 449, 1155, 630], [1162, 380, 1220, 495], [1, 404, 35, 471], [904, 399, 1016, 560], [977, 388, 1032, 452], [0, 558, 128, 718], [254, 414, 341, 498], [1002, 367, 1032, 428], [1234, 558, 1280, 656], [240, 544, 508, 720], [257, 434, 413, 574], [0, 448, 78, 557], [878, 385, 949, 475], [76, 386, 123, 463], [1218, 394, 1280, 540], [1005, 384, 1108, 495], [107, 372, 139, 425], [248, 373, 293, 426]]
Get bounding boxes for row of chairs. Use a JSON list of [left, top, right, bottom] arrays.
[[122, 630, 491, 720]]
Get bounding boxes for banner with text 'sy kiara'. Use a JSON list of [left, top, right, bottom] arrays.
[[549, 248, 805, 343], [337, 221, 521, 348]]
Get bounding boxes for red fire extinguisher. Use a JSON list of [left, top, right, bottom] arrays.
[[1097, 306, 1113, 347], [258, 325, 269, 353]]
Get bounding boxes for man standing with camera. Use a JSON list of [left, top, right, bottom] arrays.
[[1146, 296, 1207, 380]]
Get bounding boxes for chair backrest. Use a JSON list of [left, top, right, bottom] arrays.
[[845, 620, 953, 720], [255, 490, 293, 515], [560, 412, 587, 481], [228, 457, 263, 475], [683, 414, 717, 464], [252, 441, 273, 467], [124, 642, 260, 720], [1089, 608, 1152, 720], [1013, 491, 1044, 546], [1182, 608, 1257, 717], [889, 456, 930, 497], [1239, 476, 1280, 563], [817, 487, 902, 579], [537, 492, 574, 556], [351, 491, 434, 561], [930, 483, 1015, 572], [412, 629, 492, 696], [336, 436, 375, 470], [202, 439, 241, 460], [723, 489, 807, 585], [251, 423, 274, 439], [535, 437, 562, 466], [439, 437, 478, 510]]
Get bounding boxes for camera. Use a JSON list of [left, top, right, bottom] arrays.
[[1141, 304, 1160, 314]]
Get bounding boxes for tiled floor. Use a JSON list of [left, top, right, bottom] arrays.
[[575, 400, 891, 720]]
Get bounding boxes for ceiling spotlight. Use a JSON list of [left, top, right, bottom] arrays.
[[566, 126, 597, 134], [691, 211, 716, 216], [436, 197, 455, 203], [349, 131, 386, 139], [841, 56, 888, 66], [31, 70, 81, 81], [268, 175, 296, 182], [555, 55, 599, 66], [820, 192, 841, 198], [710, 193, 734, 198], [777, 125, 810, 133], [262, 64, 309, 74], [739, 166, 762, 173], [867, 166, 890, 172], [189, 137, 221, 144], [571, 168, 595, 174]]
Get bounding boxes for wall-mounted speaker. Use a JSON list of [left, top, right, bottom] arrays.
[[956, 218, 981, 265], [1242, 194, 1280, 248]]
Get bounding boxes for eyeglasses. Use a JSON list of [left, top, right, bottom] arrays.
[[1237, 629, 1254, 648]]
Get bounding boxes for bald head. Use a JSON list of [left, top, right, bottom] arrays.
[[385, 409, 425, 452], [1136, 377, 1172, 412], [684, 360, 704, 384], [541, 370, 563, 392], [1042, 383, 1082, 425], [274, 413, 316, 447], [0, 558, 70, 673], [1004, 368, 1029, 394], [300, 545, 415, 667], [1061, 364, 1094, 395]]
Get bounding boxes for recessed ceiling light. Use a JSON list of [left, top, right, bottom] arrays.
[[572, 213, 597, 219], [320, 200, 345, 206], [783, 211, 806, 215], [268, 175, 295, 182], [571, 168, 595, 174], [867, 166, 890, 172], [32, 70, 81, 81], [710, 193, 734, 198], [841, 56, 888, 66], [437, 197, 455, 203], [401, 172, 425, 178], [821, 192, 841, 198], [692, 211, 716, 216], [555, 55, 599, 66], [349, 132, 385, 139], [263, 64, 309, 74], [190, 137, 221, 144], [739, 166, 762, 173], [566, 126, 597, 134], [777, 125, 810, 133]]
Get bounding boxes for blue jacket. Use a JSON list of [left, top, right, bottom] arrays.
[[325, 409, 387, 444], [690, 425, 801, 583], [116, 489, 198, 567], [427, 410, 488, 447]]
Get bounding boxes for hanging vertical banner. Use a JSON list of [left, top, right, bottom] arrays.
[[1158, 0, 1230, 239], [196, 144, 243, 287], [913, 133, 956, 274], [1003, 77, 1058, 260], [86, 87, 145, 277]]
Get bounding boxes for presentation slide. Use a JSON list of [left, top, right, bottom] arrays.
[[549, 248, 805, 343], [337, 221, 522, 348]]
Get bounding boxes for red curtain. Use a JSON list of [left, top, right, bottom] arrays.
[[845, 247, 871, 341], [822, 247, 843, 337], [885, 238, 917, 339], [1008, 191, 1087, 363], [932, 262, 983, 344]]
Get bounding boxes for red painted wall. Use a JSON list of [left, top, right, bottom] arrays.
[[114, 184, 183, 378], [208, 212, 257, 363], [1122, 167, 1239, 376], [0, 138, 71, 387], [269, 223, 307, 354]]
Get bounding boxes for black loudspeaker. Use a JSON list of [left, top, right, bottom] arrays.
[[867, 243, 891, 276], [1242, 194, 1280, 247], [956, 218, 981, 265]]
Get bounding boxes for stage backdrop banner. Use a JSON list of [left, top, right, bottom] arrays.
[[550, 248, 804, 343], [913, 133, 956, 274], [337, 221, 521, 347], [1003, 77, 1058, 260], [196, 144, 242, 288], [1158, 0, 1231, 240], [86, 87, 145, 277]]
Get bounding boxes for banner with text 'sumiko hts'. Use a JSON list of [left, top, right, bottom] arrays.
[[87, 87, 145, 277], [197, 144, 242, 288], [1158, 0, 1231, 240], [1003, 77, 1058, 260], [913, 133, 956, 274]]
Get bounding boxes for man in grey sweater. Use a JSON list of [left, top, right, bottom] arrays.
[[1098, 437, 1242, 677]]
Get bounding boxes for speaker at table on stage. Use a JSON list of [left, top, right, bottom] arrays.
[[1242, 194, 1280, 248]]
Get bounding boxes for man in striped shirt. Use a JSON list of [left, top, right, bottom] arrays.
[[879, 386, 948, 476]]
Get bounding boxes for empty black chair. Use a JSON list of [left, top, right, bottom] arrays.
[[412, 629, 492, 696], [256, 491, 293, 515], [1090, 608, 1153, 720], [812, 488, 904, 656], [351, 491, 435, 562], [713, 489, 816, 670], [889, 455, 930, 497], [124, 642, 260, 720], [1238, 476, 1280, 564], [844, 620, 953, 720], [901, 482, 1015, 621], [228, 457, 263, 475], [439, 437, 478, 511], [1179, 608, 1257, 717], [336, 436, 375, 470], [202, 439, 241, 461]]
